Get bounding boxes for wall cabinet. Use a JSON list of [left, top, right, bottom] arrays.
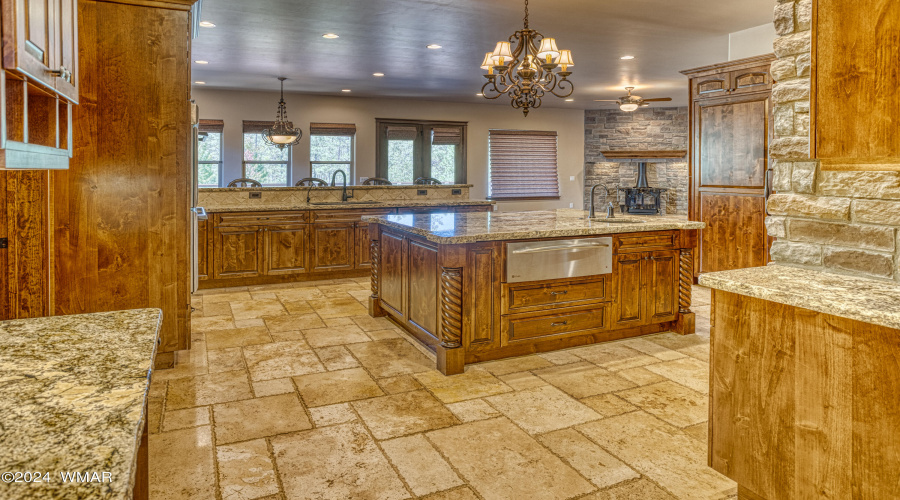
[[682, 55, 774, 276], [613, 250, 679, 328]]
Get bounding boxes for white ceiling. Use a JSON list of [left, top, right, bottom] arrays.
[[191, 0, 774, 108]]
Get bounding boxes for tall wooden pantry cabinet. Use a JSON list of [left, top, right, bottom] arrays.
[[681, 54, 775, 277]]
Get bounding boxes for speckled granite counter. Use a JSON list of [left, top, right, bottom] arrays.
[[364, 209, 705, 244], [0, 309, 162, 500], [204, 200, 494, 213], [699, 265, 900, 330]]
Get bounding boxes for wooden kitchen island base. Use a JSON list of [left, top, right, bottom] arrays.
[[366, 210, 703, 375]]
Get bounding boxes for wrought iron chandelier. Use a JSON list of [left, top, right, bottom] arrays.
[[479, 0, 574, 116], [263, 77, 302, 149]]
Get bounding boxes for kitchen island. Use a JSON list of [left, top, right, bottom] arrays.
[[365, 209, 704, 374], [0, 309, 161, 500]]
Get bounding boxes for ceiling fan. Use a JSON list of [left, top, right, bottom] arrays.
[[594, 87, 672, 112]]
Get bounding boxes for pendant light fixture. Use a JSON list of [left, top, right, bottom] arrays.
[[479, 0, 574, 116], [263, 77, 303, 149]]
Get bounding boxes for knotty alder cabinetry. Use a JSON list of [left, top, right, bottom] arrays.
[[369, 224, 698, 375], [201, 204, 491, 288], [682, 55, 774, 277]]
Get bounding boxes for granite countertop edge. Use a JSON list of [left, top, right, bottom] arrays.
[[699, 265, 900, 331], [203, 200, 495, 212], [201, 184, 474, 192]]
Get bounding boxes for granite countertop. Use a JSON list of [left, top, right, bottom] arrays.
[[200, 184, 473, 192], [699, 265, 900, 330], [0, 309, 162, 500], [363, 209, 705, 244], [204, 199, 494, 213]]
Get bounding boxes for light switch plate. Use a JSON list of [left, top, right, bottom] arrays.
[[569, 203, 574, 208], [249, 192, 262, 199], [417, 189, 427, 195], [569, 176, 576, 181]]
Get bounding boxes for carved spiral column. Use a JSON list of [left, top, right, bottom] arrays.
[[370, 239, 380, 298], [439, 267, 463, 349], [679, 248, 693, 313]]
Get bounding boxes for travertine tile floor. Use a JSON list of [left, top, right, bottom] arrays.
[[148, 278, 735, 500]]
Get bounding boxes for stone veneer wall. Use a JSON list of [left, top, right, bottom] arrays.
[[766, 0, 900, 281], [584, 107, 689, 215]]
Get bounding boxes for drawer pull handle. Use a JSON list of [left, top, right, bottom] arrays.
[[549, 290, 568, 296], [550, 321, 568, 327], [257, 217, 270, 220]]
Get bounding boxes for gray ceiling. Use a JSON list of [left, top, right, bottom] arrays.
[[191, 0, 774, 108]]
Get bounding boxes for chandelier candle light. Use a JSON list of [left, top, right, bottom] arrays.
[[479, 0, 574, 116], [263, 77, 303, 149]]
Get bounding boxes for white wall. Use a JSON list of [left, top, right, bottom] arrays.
[[728, 23, 776, 60], [191, 89, 586, 213]]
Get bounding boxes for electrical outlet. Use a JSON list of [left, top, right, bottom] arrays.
[[569, 203, 574, 208], [493, 205, 499, 212], [249, 192, 262, 199], [0, 237, 7, 249], [417, 189, 427, 196], [451, 189, 462, 195]]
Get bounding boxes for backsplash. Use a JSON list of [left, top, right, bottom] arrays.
[[583, 107, 689, 215], [198, 185, 471, 209], [765, 0, 900, 281]]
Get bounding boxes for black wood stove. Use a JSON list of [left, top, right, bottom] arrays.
[[617, 162, 667, 215]]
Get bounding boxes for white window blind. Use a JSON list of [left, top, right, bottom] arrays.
[[489, 130, 560, 199]]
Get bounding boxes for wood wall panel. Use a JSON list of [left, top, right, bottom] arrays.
[[51, 0, 190, 353], [711, 290, 900, 499], [815, 0, 900, 162], [698, 193, 768, 274]]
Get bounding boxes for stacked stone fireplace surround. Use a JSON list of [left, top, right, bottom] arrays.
[[766, 0, 900, 281], [583, 107, 689, 216]]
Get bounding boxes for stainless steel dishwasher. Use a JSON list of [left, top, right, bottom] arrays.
[[506, 237, 612, 283]]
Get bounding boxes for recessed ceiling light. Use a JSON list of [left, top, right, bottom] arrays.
[[323, 33, 340, 39], [565, 98, 574, 102], [620, 55, 635, 60], [373, 72, 385, 77], [426, 44, 442, 49], [341, 89, 351, 92], [198, 21, 216, 28], [194, 81, 206, 85], [194, 60, 209, 64]]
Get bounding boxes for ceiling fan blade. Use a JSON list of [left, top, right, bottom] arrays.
[[641, 97, 673, 102], [593, 99, 619, 102]]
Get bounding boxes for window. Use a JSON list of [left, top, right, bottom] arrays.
[[198, 119, 223, 187], [488, 130, 560, 200], [242, 120, 291, 186], [310, 123, 356, 182], [375, 119, 466, 184]]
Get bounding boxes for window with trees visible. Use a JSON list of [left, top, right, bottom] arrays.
[[242, 120, 291, 186], [310, 123, 356, 183], [375, 119, 466, 185], [198, 119, 224, 188], [488, 130, 560, 200]]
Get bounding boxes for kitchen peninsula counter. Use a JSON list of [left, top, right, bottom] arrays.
[[0, 309, 161, 500], [366, 210, 704, 374], [203, 199, 494, 213]]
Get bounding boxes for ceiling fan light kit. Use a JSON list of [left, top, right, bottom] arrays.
[[479, 0, 574, 116], [262, 77, 303, 149], [595, 86, 673, 112]]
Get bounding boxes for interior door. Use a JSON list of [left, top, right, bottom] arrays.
[[694, 93, 771, 274]]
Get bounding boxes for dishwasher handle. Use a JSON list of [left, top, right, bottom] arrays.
[[511, 242, 609, 254]]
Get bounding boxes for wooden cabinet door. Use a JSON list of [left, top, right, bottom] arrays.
[[694, 93, 771, 274], [310, 223, 354, 271], [644, 250, 678, 323], [197, 219, 208, 280], [51, 0, 77, 102], [213, 225, 262, 279], [728, 65, 771, 96], [694, 71, 730, 100], [614, 253, 645, 327], [263, 224, 309, 275], [355, 223, 373, 268]]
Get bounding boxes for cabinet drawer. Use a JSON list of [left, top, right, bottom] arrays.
[[615, 231, 676, 253], [503, 307, 607, 345], [504, 277, 607, 314], [312, 208, 395, 223], [217, 211, 309, 226]]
